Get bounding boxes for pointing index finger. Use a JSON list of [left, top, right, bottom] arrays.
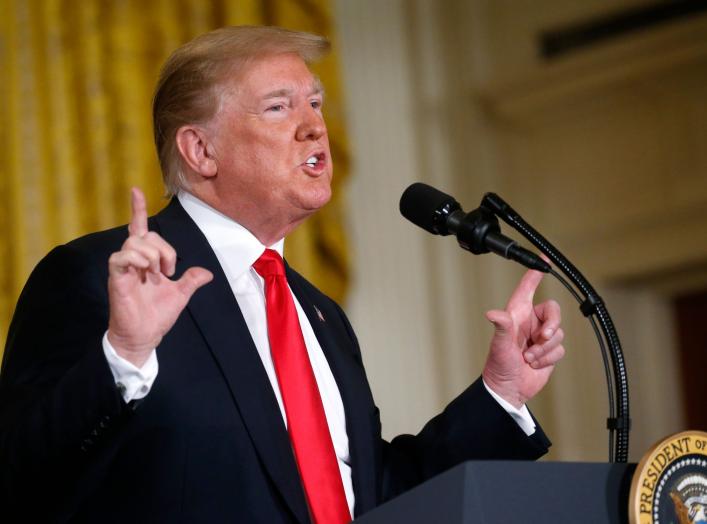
[[506, 268, 545, 309], [128, 187, 148, 237]]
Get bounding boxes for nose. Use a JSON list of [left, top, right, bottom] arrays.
[[295, 107, 326, 141]]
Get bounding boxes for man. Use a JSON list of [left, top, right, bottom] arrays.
[[0, 26, 564, 523]]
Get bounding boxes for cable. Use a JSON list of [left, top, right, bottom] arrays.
[[550, 268, 616, 461]]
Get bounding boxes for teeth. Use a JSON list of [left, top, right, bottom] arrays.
[[305, 155, 318, 166]]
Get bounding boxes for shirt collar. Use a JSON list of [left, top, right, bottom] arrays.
[[177, 191, 284, 279]]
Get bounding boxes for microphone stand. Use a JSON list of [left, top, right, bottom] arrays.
[[481, 193, 630, 463]]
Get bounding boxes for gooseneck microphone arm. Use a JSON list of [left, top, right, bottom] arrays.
[[399, 182, 630, 462], [481, 193, 630, 463]]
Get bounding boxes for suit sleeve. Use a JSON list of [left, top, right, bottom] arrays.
[[0, 243, 128, 512], [377, 377, 551, 502], [329, 299, 551, 505]]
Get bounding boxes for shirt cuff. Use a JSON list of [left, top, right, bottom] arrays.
[[102, 332, 158, 403], [482, 379, 536, 436]]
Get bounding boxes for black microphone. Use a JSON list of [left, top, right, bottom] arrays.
[[399, 182, 550, 272]]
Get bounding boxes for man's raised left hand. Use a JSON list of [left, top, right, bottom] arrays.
[[482, 268, 565, 409]]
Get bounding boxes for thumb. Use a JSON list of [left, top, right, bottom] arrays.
[[176, 267, 213, 299], [486, 309, 514, 342]]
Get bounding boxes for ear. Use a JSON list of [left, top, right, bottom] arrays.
[[175, 125, 217, 178]]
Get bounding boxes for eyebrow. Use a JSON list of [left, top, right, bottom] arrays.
[[262, 79, 325, 100]]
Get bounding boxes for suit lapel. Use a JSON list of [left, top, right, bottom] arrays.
[[286, 267, 379, 517], [153, 199, 310, 524]]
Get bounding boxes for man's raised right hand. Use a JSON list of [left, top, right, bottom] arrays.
[[107, 188, 213, 367]]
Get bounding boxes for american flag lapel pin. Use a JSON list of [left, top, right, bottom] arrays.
[[314, 305, 325, 322]]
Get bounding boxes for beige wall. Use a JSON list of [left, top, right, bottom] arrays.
[[335, 0, 707, 461]]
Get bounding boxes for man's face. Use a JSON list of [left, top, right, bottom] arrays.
[[205, 52, 332, 240]]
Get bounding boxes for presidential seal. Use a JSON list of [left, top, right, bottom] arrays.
[[630, 431, 707, 524]]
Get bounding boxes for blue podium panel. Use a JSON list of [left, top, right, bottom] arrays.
[[354, 461, 637, 524]]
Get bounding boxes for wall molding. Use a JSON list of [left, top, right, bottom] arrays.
[[476, 14, 707, 120]]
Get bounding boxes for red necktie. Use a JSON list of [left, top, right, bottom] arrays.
[[253, 249, 350, 524]]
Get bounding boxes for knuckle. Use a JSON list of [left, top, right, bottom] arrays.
[[161, 243, 177, 261], [124, 236, 140, 249], [540, 299, 560, 316], [144, 231, 160, 243], [124, 251, 140, 264], [545, 347, 565, 366], [537, 343, 566, 366], [143, 245, 159, 260]]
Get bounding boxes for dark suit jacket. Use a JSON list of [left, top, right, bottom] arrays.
[[0, 198, 550, 523]]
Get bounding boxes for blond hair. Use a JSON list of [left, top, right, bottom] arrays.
[[153, 26, 330, 195]]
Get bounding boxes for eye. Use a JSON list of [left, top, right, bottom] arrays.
[[310, 99, 322, 110], [267, 104, 285, 113]]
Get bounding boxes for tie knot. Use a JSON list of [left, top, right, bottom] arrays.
[[253, 249, 285, 278]]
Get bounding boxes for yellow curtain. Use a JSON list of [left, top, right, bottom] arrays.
[[0, 0, 351, 358]]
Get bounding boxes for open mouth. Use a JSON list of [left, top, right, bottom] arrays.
[[303, 153, 325, 169]]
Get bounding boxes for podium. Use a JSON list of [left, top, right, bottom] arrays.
[[354, 461, 637, 523]]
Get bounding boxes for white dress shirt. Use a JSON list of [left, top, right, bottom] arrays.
[[104, 190, 354, 515], [102, 190, 536, 516]]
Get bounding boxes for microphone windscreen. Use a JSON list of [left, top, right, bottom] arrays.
[[399, 182, 456, 234]]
